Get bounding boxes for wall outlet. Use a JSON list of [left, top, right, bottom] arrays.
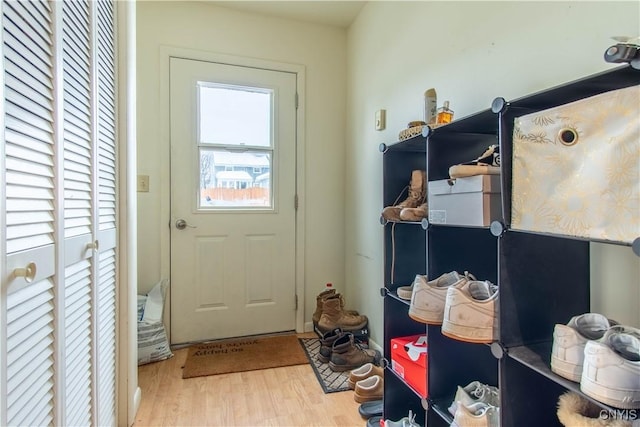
[[375, 109, 386, 131], [137, 175, 150, 192]]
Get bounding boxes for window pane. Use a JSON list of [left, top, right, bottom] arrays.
[[199, 149, 272, 208], [198, 84, 272, 147]]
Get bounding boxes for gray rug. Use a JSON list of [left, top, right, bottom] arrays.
[[299, 338, 350, 393]]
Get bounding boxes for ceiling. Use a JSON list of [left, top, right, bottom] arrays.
[[210, 1, 367, 28]]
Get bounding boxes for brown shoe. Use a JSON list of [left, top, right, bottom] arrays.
[[317, 296, 368, 334], [313, 290, 359, 325], [381, 170, 426, 222], [318, 328, 344, 363], [354, 375, 384, 403], [329, 333, 380, 372], [348, 362, 384, 389]]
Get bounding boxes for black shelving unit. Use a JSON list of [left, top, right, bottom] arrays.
[[380, 65, 639, 426]]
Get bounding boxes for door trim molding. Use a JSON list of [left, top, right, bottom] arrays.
[[159, 46, 306, 337]]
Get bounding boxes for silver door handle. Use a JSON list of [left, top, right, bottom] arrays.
[[175, 219, 197, 230]]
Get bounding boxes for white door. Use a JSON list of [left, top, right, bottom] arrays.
[[169, 58, 298, 344]]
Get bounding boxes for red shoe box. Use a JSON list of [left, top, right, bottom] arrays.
[[390, 334, 428, 398]]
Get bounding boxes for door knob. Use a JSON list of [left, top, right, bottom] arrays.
[[13, 262, 37, 283], [175, 219, 196, 230]]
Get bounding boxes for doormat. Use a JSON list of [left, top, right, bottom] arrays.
[[299, 338, 350, 393], [182, 334, 308, 379]]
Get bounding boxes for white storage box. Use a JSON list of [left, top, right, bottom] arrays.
[[428, 175, 501, 227]]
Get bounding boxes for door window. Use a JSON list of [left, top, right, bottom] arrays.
[[197, 83, 273, 209]]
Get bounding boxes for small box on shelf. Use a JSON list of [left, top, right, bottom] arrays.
[[390, 334, 428, 398], [428, 175, 501, 227]]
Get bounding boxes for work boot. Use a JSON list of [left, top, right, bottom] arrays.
[[317, 295, 368, 334], [313, 290, 360, 325], [329, 333, 381, 372], [313, 289, 337, 324], [318, 327, 344, 363], [399, 202, 428, 222], [382, 170, 426, 222]]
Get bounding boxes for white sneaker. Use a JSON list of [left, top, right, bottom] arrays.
[[408, 272, 473, 324], [383, 410, 420, 427], [580, 325, 640, 409], [397, 274, 423, 301], [451, 402, 500, 427], [448, 381, 500, 417], [550, 313, 612, 382], [442, 280, 498, 343]]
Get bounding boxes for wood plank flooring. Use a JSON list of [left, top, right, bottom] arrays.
[[134, 333, 365, 426]]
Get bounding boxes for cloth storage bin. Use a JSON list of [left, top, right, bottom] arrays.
[[511, 85, 640, 243], [428, 175, 502, 227], [390, 335, 428, 398]]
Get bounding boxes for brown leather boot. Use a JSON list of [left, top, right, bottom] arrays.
[[381, 170, 426, 222], [313, 290, 360, 325], [313, 289, 336, 324], [317, 296, 368, 334], [318, 327, 344, 363], [329, 333, 380, 372]]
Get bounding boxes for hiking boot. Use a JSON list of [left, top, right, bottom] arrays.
[[449, 145, 500, 179], [442, 280, 499, 344], [354, 375, 384, 403], [399, 202, 427, 222], [318, 327, 344, 363], [329, 333, 380, 372], [348, 362, 384, 389], [550, 313, 612, 382], [408, 271, 473, 324], [317, 295, 368, 335], [313, 289, 360, 325], [382, 170, 426, 222]]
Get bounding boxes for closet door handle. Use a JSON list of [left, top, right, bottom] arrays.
[[13, 262, 37, 283]]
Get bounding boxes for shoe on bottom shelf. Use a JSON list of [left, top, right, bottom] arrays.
[[580, 325, 640, 409], [442, 280, 499, 343], [550, 312, 613, 382], [384, 410, 420, 427], [451, 402, 500, 427], [557, 391, 635, 427], [447, 381, 500, 417], [354, 375, 384, 403]]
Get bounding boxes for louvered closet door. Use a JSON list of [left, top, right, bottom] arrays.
[[3, 1, 57, 425], [1, 1, 118, 426]]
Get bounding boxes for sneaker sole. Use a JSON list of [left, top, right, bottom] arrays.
[[581, 373, 640, 409], [550, 355, 582, 382], [408, 310, 443, 325], [442, 320, 494, 343]]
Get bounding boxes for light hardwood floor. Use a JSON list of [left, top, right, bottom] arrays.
[[134, 333, 366, 427]]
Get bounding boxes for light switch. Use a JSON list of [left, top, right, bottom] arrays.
[[137, 175, 149, 192], [375, 109, 386, 131]]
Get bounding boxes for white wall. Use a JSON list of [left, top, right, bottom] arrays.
[[346, 1, 640, 345], [136, 2, 348, 329]]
